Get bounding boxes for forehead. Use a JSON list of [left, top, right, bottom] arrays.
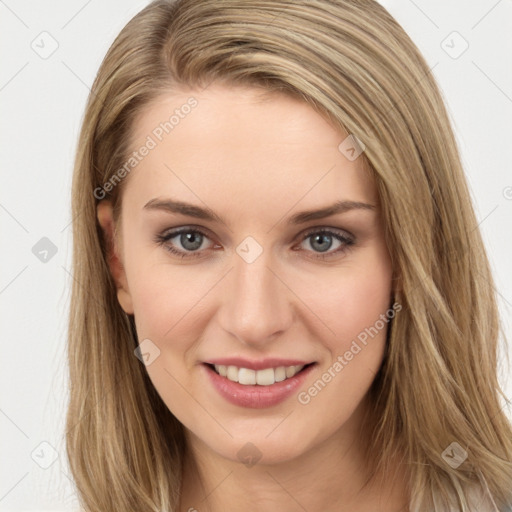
[[123, 83, 377, 215], [131, 83, 342, 146]]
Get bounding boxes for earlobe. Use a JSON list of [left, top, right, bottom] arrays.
[[96, 201, 134, 315]]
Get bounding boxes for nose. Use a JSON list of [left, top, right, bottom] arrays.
[[217, 245, 294, 347]]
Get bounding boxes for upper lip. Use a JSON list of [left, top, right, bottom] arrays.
[[204, 357, 314, 371]]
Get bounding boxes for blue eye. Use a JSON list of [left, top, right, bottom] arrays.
[[155, 227, 355, 260], [155, 227, 211, 259], [298, 228, 355, 260]]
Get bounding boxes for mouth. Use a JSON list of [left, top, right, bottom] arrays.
[[205, 362, 316, 386], [202, 361, 317, 409]]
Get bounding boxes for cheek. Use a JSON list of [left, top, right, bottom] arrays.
[[295, 248, 393, 414], [122, 230, 209, 340], [337, 271, 392, 342], [300, 246, 393, 352], [293, 246, 393, 410], [126, 261, 208, 411]]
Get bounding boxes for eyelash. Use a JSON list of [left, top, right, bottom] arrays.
[[154, 226, 355, 261]]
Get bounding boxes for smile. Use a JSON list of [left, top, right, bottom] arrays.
[[203, 362, 316, 408], [212, 364, 306, 386]]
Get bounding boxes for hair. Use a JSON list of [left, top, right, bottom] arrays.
[[66, 0, 512, 510]]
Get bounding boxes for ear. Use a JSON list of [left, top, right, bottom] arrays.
[[96, 201, 134, 315]]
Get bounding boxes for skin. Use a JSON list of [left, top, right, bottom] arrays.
[[97, 83, 408, 511]]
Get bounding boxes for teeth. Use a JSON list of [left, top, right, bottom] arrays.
[[256, 368, 274, 386], [213, 364, 306, 386], [226, 365, 239, 382], [274, 366, 286, 382], [239, 368, 256, 385]]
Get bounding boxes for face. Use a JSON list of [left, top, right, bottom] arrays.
[[98, 83, 394, 466]]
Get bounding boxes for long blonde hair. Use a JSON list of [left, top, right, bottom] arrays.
[[66, 0, 512, 510]]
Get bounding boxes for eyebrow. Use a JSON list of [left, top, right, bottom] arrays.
[[143, 198, 376, 226]]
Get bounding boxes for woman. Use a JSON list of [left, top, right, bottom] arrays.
[[66, 0, 512, 510]]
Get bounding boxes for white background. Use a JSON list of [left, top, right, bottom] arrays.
[[1, 0, 511, 510]]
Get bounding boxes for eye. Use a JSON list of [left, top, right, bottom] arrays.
[[296, 228, 355, 260], [155, 227, 215, 259], [155, 226, 355, 260]]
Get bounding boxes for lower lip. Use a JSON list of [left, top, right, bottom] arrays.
[[203, 363, 316, 409]]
